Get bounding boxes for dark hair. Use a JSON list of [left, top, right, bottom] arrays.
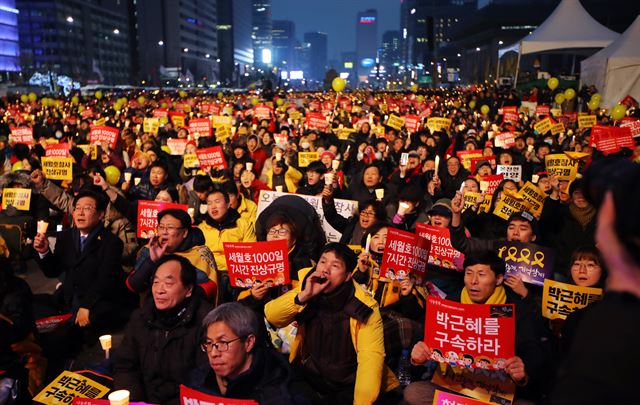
[[158, 208, 192, 229], [221, 180, 239, 197], [321, 242, 358, 273], [463, 250, 505, 276], [154, 254, 197, 289], [193, 175, 214, 193], [358, 199, 386, 221], [73, 188, 108, 212], [361, 221, 393, 246], [570, 246, 607, 287], [306, 160, 327, 175], [208, 186, 230, 203], [263, 212, 299, 242], [159, 186, 179, 203], [150, 160, 169, 173]]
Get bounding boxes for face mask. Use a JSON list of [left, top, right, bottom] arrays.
[[301, 142, 310, 149], [374, 152, 382, 160], [55, 131, 63, 139]]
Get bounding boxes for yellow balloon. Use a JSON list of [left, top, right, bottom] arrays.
[[410, 84, 418, 93], [161, 102, 168, 108], [564, 88, 576, 101], [480, 105, 490, 115], [95, 90, 103, 100], [104, 165, 121, 186], [276, 98, 284, 106], [137, 96, 145, 104], [28, 92, 37, 102], [453, 100, 461, 108], [179, 90, 187, 98], [416, 95, 424, 103], [587, 99, 599, 111], [469, 100, 476, 109], [547, 77, 559, 90], [332, 77, 346, 92], [71, 96, 79, 105], [555, 93, 565, 105], [251, 97, 259, 106], [591, 93, 602, 102], [217, 92, 224, 99], [611, 104, 627, 120], [20, 94, 28, 103], [78, 105, 85, 112]]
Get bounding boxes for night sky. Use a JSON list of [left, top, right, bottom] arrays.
[[271, 0, 401, 62]]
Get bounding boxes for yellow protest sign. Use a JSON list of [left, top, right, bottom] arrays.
[[386, 114, 406, 131], [373, 125, 385, 137], [33, 370, 110, 404], [298, 152, 320, 167], [211, 115, 233, 128], [578, 115, 597, 129], [215, 125, 232, 142], [171, 114, 185, 128], [92, 118, 105, 127], [517, 181, 546, 218], [426, 117, 452, 133], [41, 157, 73, 181], [463, 191, 481, 212], [183, 153, 200, 168], [550, 122, 565, 135], [478, 194, 493, 214], [493, 189, 533, 220], [288, 111, 302, 121], [2, 188, 31, 211], [564, 151, 591, 161], [545, 153, 578, 181], [143, 117, 160, 134], [550, 108, 562, 117], [333, 127, 355, 140], [542, 279, 603, 320], [534, 117, 552, 135]]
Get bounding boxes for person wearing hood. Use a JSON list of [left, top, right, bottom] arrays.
[[247, 134, 268, 175], [114, 255, 213, 405], [127, 209, 219, 302], [198, 187, 256, 303], [438, 156, 470, 199], [263, 153, 302, 193], [124, 160, 173, 201]]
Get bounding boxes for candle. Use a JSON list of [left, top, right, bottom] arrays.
[[37, 220, 49, 235], [434, 155, 440, 174], [375, 188, 384, 200], [365, 234, 372, 253]]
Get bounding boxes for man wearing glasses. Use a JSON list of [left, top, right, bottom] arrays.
[[189, 302, 297, 404], [33, 189, 132, 337]]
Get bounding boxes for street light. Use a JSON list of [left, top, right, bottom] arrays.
[[158, 40, 164, 46], [205, 54, 210, 58], [183, 48, 189, 52], [66, 16, 73, 23], [113, 29, 120, 35], [498, 40, 503, 45], [476, 47, 481, 51]]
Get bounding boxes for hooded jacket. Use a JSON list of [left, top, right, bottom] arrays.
[[198, 208, 256, 272]]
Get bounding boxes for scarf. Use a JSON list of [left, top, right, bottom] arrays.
[[569, 202, 596, 230], [460, 285, 507, 305]]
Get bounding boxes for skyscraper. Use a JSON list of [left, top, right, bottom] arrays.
[[272, 20, 295, 67], [303, 32, 327, 81], [0, 0, 19, 74], [217, 0, 254, 85], [356, 9, 378, 82], [381, 30, 402, 67], [252, 0, 273, 69]]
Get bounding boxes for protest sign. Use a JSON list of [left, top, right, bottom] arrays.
[[517, 182, 545, 217], [254, 105, 272, 120], [534, 117, 552, 135], [170, 112, 186, 128], [215, 125, 232, 142], [42, 157, 73, 181], [180, 385, 258, 405], [224, 239, 290, 287], [494, 132, 516, 149], [288, 111, 302, 121], [431, 365, 516, 404], [416, 224, 464, 271], [535, 105, 550, 116], [1, 188, 31, 211], [72, 400, 150, 405], [183, 153, 200, 169], [36, 314, 73, 334], [425, 296, 515, 369], [492, 189, 533, 220], [199, 103, 219, 115], [46, 143, 70, 158], [502, 111, 519, 125], [550, 108, 563, 118], [545, 153, 578, 181], [590, 125, 634, 155], [33, 370, 110, 404], [10, 127, 34, 145], [81, 108, 94, 119], [496, 165, 522, 182], [477, 174, 504, 196], [89, 126, 119, 149], [211, 115, 233, 128], [469, 155, 496, 174], [137, 201, 188, 238], [520, 101, 537, 116], [298, 152, 319, 167], [143, 117, 160, 134], [257, 190, 357, 243], [433, 390, 491, 405], [497, 241, 554, 286], [404, 114, 420, 132], [462, 191, 482, 213], [542, 279, 603, 320], [621, 119, 640, 138], [380, 228, 430, 282], [457, 150, 484, 171], [386, 114, 406, 131], [196, 146, 228, 169], [578, 115, 597, 129], [188, 118, 211, 137], [334, 127, 355, 140], [92, 118, 105, 127], [426, 117, 452, 133], [306, 111, 328, 130], [550, 122, 565, 136], [167, 138, 188, 155]]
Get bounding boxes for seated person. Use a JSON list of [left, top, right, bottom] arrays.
[[189, 302, 298, 404], [115, 255, 213, 405], [265, 243, 399, 405]]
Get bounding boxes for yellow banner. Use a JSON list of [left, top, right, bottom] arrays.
[[33, 370, 110, 404], [333, 127, 355, 140], [545, 153, 578, 181], [542, 279, 603, 320], [2, 187, 32, 211], [92, 118, 105, 127], [517, 181, 546, 218], [493, 189, 533, 220], [288, 111, 302, 121], [550, 122, 565, 135], [183, 153, 200, 168], [550, 108, 562, 117], [143, 117, 160, 134], [578, 115, 597, 129], [211, 115, 233, 128], [41, 157, 73, 181], [215, 125, 232, 142], [426, 117, 452, 133], [386, 114, 406, 131], [171, 115, 185, 128], [463, 191, 481, 212], [534, 117, 552, 135], [373, 125, 385, 137], [478, 194, 493, 214], [298, 152, 320, 167]]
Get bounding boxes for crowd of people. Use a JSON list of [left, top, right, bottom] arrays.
[[0, 84, 639, 405]]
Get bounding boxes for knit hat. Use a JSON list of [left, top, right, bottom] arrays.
[[508, 211, 539, 236], [427, 198, 453, 218], [320, 150, 336, 161]]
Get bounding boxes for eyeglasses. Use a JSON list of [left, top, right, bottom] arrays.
[[267, 228, 290, 236], [157, 224, 184, 233], [360, 210, 376, 218], [74, 206, 96, 213], [201, 337, 243, 353]]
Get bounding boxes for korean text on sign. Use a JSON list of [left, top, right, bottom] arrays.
[[33, 370, 110, 404], [425, 296, 515, 370], [542, 279, 602, 320], [224, 239, 290, 287], [497, 241, 554, 286], [137, 200, 189, 238], [196, 146, 228, 169], [380, 228, 430, 283], [180, 385, 258, 405], [416, 223, 464, 271]]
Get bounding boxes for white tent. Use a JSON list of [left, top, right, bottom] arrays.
[[581, 15, 640, 110]]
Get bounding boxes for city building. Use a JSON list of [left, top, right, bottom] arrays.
[[0, 0, 19, 76], [217, 0, 254, 86], [303, 31, 327, 81], [17, 0, 131, 84], [340, 51, 357, 80], [381, 30, 401, 68], [356, 9, 378, 82], [272, 20, 295, 67], [252, 0, 272, 69]]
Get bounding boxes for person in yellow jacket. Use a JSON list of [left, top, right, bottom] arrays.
[[264, 156, 302, 193], [198, 187, 256, 302], [264, 242, 399, 405], [222, 180, 258, 230]]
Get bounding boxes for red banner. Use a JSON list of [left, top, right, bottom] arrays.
[[621, 120, 640, 138], [196, 146, 227, 169], [415, 224, 464, 271], [478, 174, 504, 195], [167, 138, 188, 155], [380, 228, 430, 283], [502, 111, 519, 125], [254, 105, 273, 120], [404, 114, 420, 132], [306, 111, 329, 130], [180, 385, 257, 405], [36, 313, 72, 334], [494, 132, 516, 149], [81, 108, 94, 119], [425, 296, 515, 369], [224, 239, 290, 288], [434, 390, 491, 405], [45, 143, 70, 158], [188, 118, 211, 137], [469, 155, 496, 174], [200, 103, 221, 116], [535, 105, 550, 116], [10, 127, 34, 145], [456, 150, 484, 171], [136, 200, 188, 238], [153, 108, 169, 118], [89, 126, 119, 149], [590, 125, 634, 155]]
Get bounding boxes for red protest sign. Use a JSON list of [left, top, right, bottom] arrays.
[[494, 132, 516, 149], [478, 174, 504, 195], [180, 385, 257, 405], [72, 400, 150, 405], [469, 155, 496, 174], [621, 120, 640, 138], [416, 224, 464, 271], [36, 313, 73, 334], [89, 126, 119, 149], [501, 106, 517, 114], [200, 103, 221, 115], [502, 111, 519, 125], [81, 108, 94, 119], [10, 127, 34, 145], [456, 150, 484, 171], [535, 105, 550, 116], [188, 118, 211, 137], [404, 114, 420, 132], [224, 239, 290, 287], [167, 138, 188, 155], [153, 108, 169, 118], [254, 105, 273, 120], [306, 111, 328, 130], [196, 146, 227, 169], [590, 125, 634, 155], [45, 143, 70, 158], [137, 200, 188, 238], [425, 296, 515, 369], [380, 228, 430, 283], [434, 390, 490, 405]]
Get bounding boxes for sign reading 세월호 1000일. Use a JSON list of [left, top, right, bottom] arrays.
[[224, 239, 290, 288], [380, 228, 431, 283], [136, 200, 188, 238]]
